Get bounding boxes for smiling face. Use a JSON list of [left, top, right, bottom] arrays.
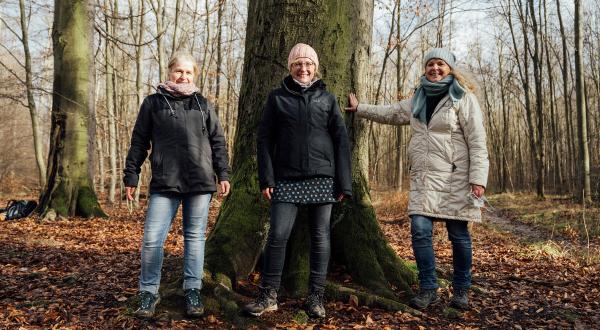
[[168, 59, 195, 84], [425, 58, 451, 83], [290, 57, 316, 85]]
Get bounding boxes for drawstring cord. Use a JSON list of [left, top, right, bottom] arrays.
[[160, 92, 207, 135]]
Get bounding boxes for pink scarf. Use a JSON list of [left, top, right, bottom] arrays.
[[157, 81, 200, 97]]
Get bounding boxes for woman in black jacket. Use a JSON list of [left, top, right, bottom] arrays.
[[123, 52, 230, 318], [244, 43, 352, 318]]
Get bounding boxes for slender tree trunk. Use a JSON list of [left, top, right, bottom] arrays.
[[528, 0, 545, 199], [574, 0, 592, 203], [171, 0, 181, 54], [395, 0, 403, 191], [38, 0, 106, 218], [215, 0, 225, 116], [150, 0, 166, 81], [199, 0, 211, 93], [19, 0, 46, 188], [543, 0, 562, 193], [205, 0, 415, 300], [105, 0, 117, 204], [134, 0, 145, 205], [556, 0, 575, 191]]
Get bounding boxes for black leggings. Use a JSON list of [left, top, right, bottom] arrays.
[[261, 201, 332, 291]]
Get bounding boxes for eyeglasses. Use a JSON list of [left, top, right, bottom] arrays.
[[292, 61, 315, 69]]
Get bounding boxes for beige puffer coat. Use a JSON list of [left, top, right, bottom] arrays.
[[357, 92, 489, 222]]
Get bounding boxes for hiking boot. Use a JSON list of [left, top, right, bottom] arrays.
[[244, 286, 278, 317], [306, 288, 326, 318], [185, 288, 204, 317], [134, 291, 160, 318], [450, 287, 469, 310], [409, 288, 438, 310]]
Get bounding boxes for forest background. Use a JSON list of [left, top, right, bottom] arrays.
[[0, 0, 599, 328]]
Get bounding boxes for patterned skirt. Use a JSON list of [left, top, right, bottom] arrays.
[[272, 177, 336, 204]]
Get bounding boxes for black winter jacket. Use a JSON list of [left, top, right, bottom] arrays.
[[257, 76, 352, 196], [123, 89, 229, 194]]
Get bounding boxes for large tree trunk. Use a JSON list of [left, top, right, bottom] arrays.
[[38, 0, 106, 218], [205, 0, 415, 302]]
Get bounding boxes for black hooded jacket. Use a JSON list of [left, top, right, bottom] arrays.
[[257, 76, 352, 197], [123, 89, 229, 194]]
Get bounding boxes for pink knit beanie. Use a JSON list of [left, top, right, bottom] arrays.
[[287, 43, 319, 71]]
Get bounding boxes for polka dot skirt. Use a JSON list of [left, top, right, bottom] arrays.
[[272, 177, 336, 204]]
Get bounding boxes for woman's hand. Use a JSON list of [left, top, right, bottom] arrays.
[[337, 193, 346, 202], [345, 93, 359, 112], [219, 181, 231, 197], [471, 184, 485, 198], [125, 186, 136, 201], [262, 187, 274, 201]]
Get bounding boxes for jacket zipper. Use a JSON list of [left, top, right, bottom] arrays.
[[193, 94, 207, 135]]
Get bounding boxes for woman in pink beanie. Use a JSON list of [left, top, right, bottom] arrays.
[[244, 43, 352, 319]]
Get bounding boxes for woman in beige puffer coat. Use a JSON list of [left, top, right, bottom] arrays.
[[346, 48, 489, 311]]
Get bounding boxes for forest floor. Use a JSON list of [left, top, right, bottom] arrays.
[[0, 191, 599, 329]]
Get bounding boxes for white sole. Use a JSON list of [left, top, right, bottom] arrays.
[[248, 304, 278, 317]]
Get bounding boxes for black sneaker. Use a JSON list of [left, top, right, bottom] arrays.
[[409, 288, 438, 310], [244, 286, 278, 317], [185, 288, 204, 317], [134, 291, 160, 318], [450, 287, 469, 310], [306, 288, 326, 318]]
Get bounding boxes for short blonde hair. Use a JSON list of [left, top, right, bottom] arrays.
[[167, 52, 199, 77]]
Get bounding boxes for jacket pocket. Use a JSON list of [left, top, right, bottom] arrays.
[[151, 150, 164, 178]]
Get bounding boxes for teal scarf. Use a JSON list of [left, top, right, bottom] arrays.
[[412, 75, 466, 123]]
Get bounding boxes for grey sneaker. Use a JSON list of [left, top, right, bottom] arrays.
[[409, 288, 438, 310], [244, 286, 278, 317], [185, 288, 204, 317], [450, 287, 469, 310], [306, 289, 326, 318], [134, 291, 161, 318]]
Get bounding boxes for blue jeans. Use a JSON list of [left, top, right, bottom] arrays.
[[139, 193, 212, 294], [261, 202, 332, 291], [410, 215, 472, 290]]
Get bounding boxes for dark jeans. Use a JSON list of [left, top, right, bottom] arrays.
[[261, 202, 333, 291], [410, 215, 472, 290]]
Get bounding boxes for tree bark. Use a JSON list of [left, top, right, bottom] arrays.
[[104, 0, 117, 204], [38, 0, 106, 218], [205, 0, 415, 301], [574, 0, 591, 203], [19, 0, 47, 189]]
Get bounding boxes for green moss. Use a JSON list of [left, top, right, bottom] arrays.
[[77, 185, 107, 218], [205, 159, 270, 282], [49, 181, 69, 216], [293, 310, 309, 324], [443, 307, 462, 319]]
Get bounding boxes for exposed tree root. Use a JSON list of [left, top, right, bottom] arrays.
[[325, 283, 421, 315]]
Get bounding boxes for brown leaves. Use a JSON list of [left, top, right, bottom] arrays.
[[1, 193, 599, 328]]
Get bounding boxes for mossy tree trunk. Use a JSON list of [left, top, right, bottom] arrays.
[[38, 0, 106, 218], [205, 0, 415, 301]]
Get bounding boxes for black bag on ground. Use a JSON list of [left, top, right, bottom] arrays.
[[1, 200, 38, 220]]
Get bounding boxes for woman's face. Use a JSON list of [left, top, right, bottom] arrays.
[[425, 58, 451, 83], [168, 59, 195, 84], [290, 58, 316, 85]]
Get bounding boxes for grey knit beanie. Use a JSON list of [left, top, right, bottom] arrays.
[[423, 48, 456, 69]]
